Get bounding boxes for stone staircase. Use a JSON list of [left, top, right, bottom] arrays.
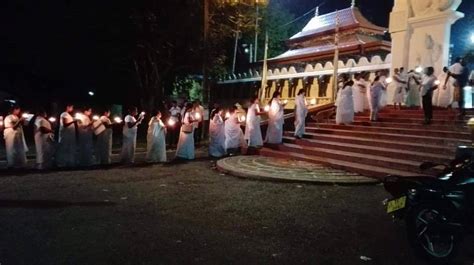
[[260, 107, 472, 179]]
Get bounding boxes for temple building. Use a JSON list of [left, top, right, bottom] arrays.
[[215, 4, 392, 108]]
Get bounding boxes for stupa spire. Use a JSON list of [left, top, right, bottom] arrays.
[[315, 6, 319, 17], [351, 0, 355, 8]]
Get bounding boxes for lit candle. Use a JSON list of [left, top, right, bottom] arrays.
[[194, 112, 201, 120], [238, 115, 246, 123], [434, 80, 441, 86], [283, 99, 288, 104], [48, 117, 57, 123], [415, 66, 423, 73], [167, 118, 176, 126], [92, 115, 100, 121], [385, 77, 393, 84], [225, 112, 231, 119], [22, 113, 34, 121], [310, 98, 317, 105], [264, 105, 270, 112], [114, 117, 123, 123], [140, 111, 146, 116]]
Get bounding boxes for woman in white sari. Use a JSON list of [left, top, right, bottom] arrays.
[[294, 89, 308, 139], [353, 73, 366, 113], [335, 80, 355, 125], [176, 103, 196, 160], [245, 96, 264, 147], [437, 66, 455, 108], [56, 104, 77, 168], [225, 107, 245, 154], [209, 108, 226, 158], [4, 106, 28, 168], [146, 111, 167, 163], [95, 110, 113, 165], [77, 107, 94, 167], [265, 91, 286, 144], [34, 110, 55, 170], [121, 107, 144, 164]]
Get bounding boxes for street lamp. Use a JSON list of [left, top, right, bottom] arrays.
[[470, 33, 474, 44]]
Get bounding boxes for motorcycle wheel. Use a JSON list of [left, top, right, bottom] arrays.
[[406, 204, 460, 264]]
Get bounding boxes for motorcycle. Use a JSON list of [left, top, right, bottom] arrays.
[[383, 146, 474, 264]]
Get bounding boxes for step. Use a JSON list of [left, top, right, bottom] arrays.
[[259, 148, 427, 179], [283, 131, 457, 155], [312, 124, 470, 140], [323, 121, 469, 132], [353, 116, 466, 125], [283, 136, 452, 164], [298, 127, 469, 146], [276, 143, 431, 173]]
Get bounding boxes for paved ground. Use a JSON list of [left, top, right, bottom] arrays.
[[217, 156, 378, 184], [0, 151, 473, 265]]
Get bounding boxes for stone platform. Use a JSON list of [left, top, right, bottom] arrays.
[[216, 156, 378, 184]]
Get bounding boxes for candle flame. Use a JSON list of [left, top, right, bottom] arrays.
[[114, 117, 123, 123], [48, 117, 56, 123], [264, 105, 270, 112], [92, 115, 100, 121], [167, 119, 176, 126]]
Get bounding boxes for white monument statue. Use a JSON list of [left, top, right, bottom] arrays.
[[389, 0, 464, 75]]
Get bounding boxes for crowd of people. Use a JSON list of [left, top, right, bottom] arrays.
[[3, 58, 471, 170], [335, 58, 471, 125]]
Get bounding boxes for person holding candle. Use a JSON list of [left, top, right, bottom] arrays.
[[294, 89, 308, 139], [225, 106, 245, 155], [95, 109, 113, 165], [56, 104, 77, 168], [435, 67, 454, 108], [392, 68, 407, 110], [265, 91, 286, 144], [209, 108, 226, 158], [176, 103, 196, 160], [405, 70, 421, 108], [245, 96, 264, 147], [193, 100, 204, 145], [168, 101, 181, 147], [335, 80, 355, 125], [4, 106, 28, 168], [77, 107, 94, 167], [33, 109, 55, 170], [146, 110, 167, 163], [121, 107, 143, 164]]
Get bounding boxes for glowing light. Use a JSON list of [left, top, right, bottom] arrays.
[[22, 113, 34, 121], [92, 115, 100, 121], [225, 112, 231, 119], [434, 80, 441, 86], [471, 34, 474, 44], [264, 105, 270, 112], [415, 66, 424, 73], [88, 91, 95, 96], [238, 115, 246, 122], [167, 119, 176, 126], [385, 77, 393, 84], [310, 98, 317, 105], [140, 111, 146, 117], [283, 99, 288, 104], [194, 112, 201, 120], [114, 117, 123, 123], [48, 117, 57, 123]]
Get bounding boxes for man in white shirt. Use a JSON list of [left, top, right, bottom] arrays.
[[421, 67, 438, 125], [446, 57, 469, 116]]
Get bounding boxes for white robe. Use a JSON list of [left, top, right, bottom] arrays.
[[353, 80, 366, 113], [4, 114, 28, 168], [121, 115, 139, 163], [379, 76, 388, 107], [294, 95, 308, 138], [393, 73, 406, 104], [57, 112, 76, 167], [146, 117, 167, 163], [336, 86, 355, 125], [176, 112, 195, 160], [265, 99, 285, 144], [244, 103, 263, 147], [95, 116, 113, 165], [225, 113, 245, 150], [435, 72, 454, 108], [34, 116, 54, 169], [77, 114, 94, 167], [209, 114, 226, 157]]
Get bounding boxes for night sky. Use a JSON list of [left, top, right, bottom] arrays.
[[0, 0, 472, 107]]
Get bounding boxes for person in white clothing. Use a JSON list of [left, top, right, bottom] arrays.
[[176, 103, 196, 160], [4, 106, 28, 168], [393, 68, 407, 110], [56, 104, 77, 168], [353, 73, 368, 113], [377, 70, 389, 107], [336, 80, 355, 125], [265, 91, 287, 144], [94, 109, 113, 165], [34, 110, 55, 169], [435, 67, 454, 108], [294, 89, 308, 139], [193, 100, 205, 144], [146, 111, 167, 163], [245, 96, 264, 146], [120, 107, 144, 164], [77, 107, 94, 167], [225, 107, 245, 154], [209, 107, 226, 158], [168, 101, 181, 146]]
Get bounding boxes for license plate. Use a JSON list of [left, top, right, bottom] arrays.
[[386, 196, 407, 213]]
